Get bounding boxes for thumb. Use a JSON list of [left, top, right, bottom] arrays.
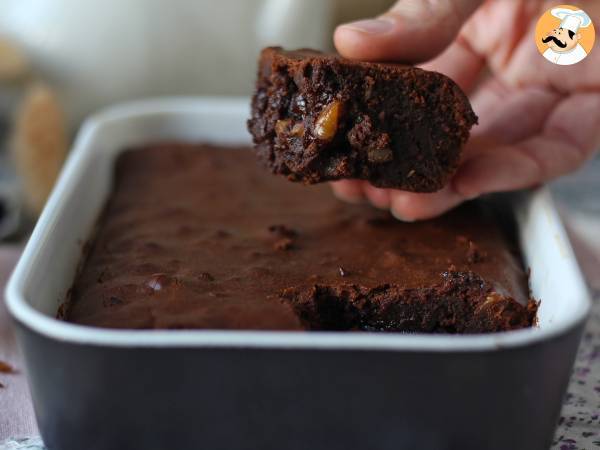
[[334, 0, 483, 63]]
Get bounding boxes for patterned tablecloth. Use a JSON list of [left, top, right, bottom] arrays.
[[1, 161, 599, 449], [552, 256, 600, 450]]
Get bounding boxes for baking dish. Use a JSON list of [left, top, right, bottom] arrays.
[[5, 97, 591, 450]]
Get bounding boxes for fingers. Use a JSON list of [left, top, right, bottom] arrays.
[[331, 181, 394, 210], [331, 180, 466, 220], [419, 35, 485, 93], [330, 180, 366, 203], [455, 93, 600, 197], [544, 93, 600, 158], [332, 92, 600, 220], [454, 147, 544, 197], [389, 186, 466, 221], [364, 184, 392, 209], [334, 0, 483, 63], [470, 78, 561, 144]]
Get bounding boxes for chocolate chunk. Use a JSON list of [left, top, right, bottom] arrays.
[[268, 224, 297, 238], [197, 272, 215, 282]]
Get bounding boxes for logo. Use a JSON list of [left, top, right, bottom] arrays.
[[535, 5, 595, 65]]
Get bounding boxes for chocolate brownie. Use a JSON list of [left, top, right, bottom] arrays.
[[65, 143, 536, 332], [248, 47, 478, 191]]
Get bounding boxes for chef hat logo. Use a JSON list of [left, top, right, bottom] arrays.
[[535, 4, 595, 66], [551, 8, 592, 33]]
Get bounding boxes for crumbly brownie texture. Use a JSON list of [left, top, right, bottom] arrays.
[[66, 144, 536, 332], [248, 47, 478, 191]]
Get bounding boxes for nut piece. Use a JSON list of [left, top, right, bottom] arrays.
[[290, 122, 305, 138], [475, 292, 506, 313], [275, 119, 291, 137], [275, 119, 304, 139], [314, 100, 341, 141], [367, 147, 393, 163]]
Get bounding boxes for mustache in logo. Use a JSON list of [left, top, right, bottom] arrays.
[[542, 35, 567, 48]]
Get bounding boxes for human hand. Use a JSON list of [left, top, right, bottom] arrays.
[[331, 0, 600, 220]]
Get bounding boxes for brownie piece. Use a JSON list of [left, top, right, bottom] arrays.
[[65, 143, 536, 333], [248, 47, 478, 191]]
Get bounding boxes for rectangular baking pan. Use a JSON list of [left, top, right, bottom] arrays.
[[5, 98, 591, 450]]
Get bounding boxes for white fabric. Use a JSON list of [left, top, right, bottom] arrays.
[[543, 44, 588, 65]]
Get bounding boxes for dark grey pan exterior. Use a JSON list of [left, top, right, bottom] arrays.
[[5, 99, 591, 450], [14, 319, 584, 450]]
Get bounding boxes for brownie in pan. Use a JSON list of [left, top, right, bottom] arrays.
[[65, 143, 536, 332]]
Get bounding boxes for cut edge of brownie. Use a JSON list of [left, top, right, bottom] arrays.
[[281, 271, 537, 334], [248, 47, 478, 192]]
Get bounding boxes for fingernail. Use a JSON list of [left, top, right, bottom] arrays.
[[332, 190, 367, 205], [390, 208, 415, 223], [340, 18, 395, 34]]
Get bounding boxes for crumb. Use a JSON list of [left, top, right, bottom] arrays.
[[56, 302, 68, 319], [0, 360, 15, 374], [467, 241, 486, 264], [97, 269, 107, 283], [274, 238, 294, 251]]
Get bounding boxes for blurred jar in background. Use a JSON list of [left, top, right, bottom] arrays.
[[0, 0, 393, 130]]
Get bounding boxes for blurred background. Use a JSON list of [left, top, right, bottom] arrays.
[[0, 0, 598, 248], [0, 0, 394, 239]]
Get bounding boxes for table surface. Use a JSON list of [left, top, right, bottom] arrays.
[[1, 163, 599, 449]]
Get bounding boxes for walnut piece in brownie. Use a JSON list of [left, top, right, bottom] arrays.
[[248, 47, 478, 192], [65, 144, 537, 333]]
